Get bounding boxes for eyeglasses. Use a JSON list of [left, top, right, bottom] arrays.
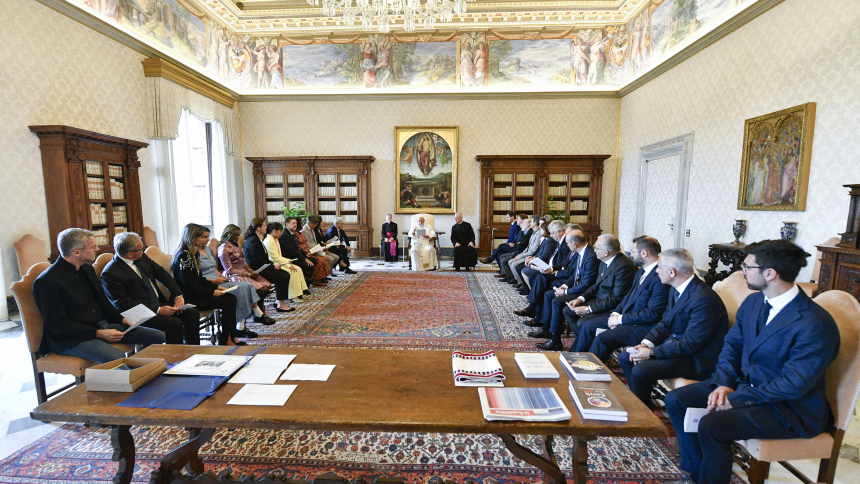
[[741, 263, 766, 272], [128, 249, 144, 253]]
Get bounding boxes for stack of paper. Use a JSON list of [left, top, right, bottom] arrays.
[[228, 354, 296, 384], [227, 384, 297, 406], [514, 353, 559, 379], [568, 381, 627, 421], [479, 387, 571, 422], [452, 350, 505, 387], [559, 352, 612, 381]]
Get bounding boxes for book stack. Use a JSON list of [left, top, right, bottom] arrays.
[[515, 185, 534, 196], [265, 187, 284, 197], [571, 174, 591, 182], [340, 174, 357, 183], [108, 165, 123, 178], [92, 228, 110, 246], [452, 350, 505, 387], [559, 352, 611, 381], [112, 205, 127, 224], [492, 200, 512, 211], [90, 204, 107, 224], [569, 215, 588, 223], [568, 381, 627, 421], [265, 175, 283, 184], [340, 186, 357, 197], [266, 201, 283, 211], [319, 186, 337, 197], [514, 353, 559, 379], [493, 173, 513, 182], [343, 215, 358, 223], [340, 201, 357, 211], [287, 175, 304, 183], [514, 200, 534, 211], [110, 180, 125, 199], [479, 387, 571, 422], [88, 178, 105, 199], [288, 187, 304, 197], [85, 161, 103, 176]]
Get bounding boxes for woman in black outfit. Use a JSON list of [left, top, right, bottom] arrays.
[[243, 217, 295, 312], [172, 223, 244, 346]]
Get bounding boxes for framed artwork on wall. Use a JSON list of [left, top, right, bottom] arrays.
[[737, 102, 816, 211], [395, 126, 458, 214]]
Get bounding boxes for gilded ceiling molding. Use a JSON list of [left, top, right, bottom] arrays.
[[142, 58, 236, 108], [390, 31, 459, 42], [488, 28, 574, 41], [281, 34, 363, 45]]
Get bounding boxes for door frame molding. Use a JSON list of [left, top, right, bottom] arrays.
[[635, 133, 694, 249]]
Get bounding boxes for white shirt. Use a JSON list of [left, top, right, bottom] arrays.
[[763, 284, 801, 325]]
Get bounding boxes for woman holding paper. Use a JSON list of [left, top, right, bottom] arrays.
[[263, 222, 308, 307], [172, 224, 244, 346], [295, 220, 332, 282]]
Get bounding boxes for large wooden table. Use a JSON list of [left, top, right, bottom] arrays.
[[31, 345, 667, 484]]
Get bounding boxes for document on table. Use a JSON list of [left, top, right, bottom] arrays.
[[529, 258, 551, 271], [121, 304, 156, 331], [227, 384, 297, 406], [280, 364, 335, 381], [228, 354, 297, 384], [251, 263, 270, 275]]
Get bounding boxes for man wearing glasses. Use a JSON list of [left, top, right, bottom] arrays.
[[664, 240, 840, 484], [33, 228, 166, 364]]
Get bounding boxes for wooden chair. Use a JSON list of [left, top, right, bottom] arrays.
[[13, 234, 48, 277], [10, 263, 133, 404], [736, 290, 860, 484], [144, 246, 219, 345], [208, 238, 223, 273], [93, 253, 113, 277], [143, 226, 160, 249], [797, 237, 841, 297]]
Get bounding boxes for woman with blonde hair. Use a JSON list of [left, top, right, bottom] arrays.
[[171, 223, 244, 346], [263, 222, 308, 307]]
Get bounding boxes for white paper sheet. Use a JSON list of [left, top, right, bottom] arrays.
[[595, 328, 607, 335], [416, 229, 426, 238], [228, 354, 297, 384], [251, 263, 271, 274], [227, 384, 297, 406], [121, 304, 156, 331], [684, 408, 710, 433], [309, 245, 323, 254], [279, 364, 335, 381], [529, 258, 551, 271], [222, 286, 238, 293], [175, 304, 196, 311]]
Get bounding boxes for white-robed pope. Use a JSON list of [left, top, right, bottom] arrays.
[[408, 216, 438, 271]]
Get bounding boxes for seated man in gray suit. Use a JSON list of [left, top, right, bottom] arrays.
[[500, 216, 541, 286]]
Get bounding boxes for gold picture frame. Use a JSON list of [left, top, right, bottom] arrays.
[[395, 126, 459, 214], [737, 102, 816, 211]]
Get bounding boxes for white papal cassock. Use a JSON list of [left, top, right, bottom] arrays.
[[409, 223, 438, 271]]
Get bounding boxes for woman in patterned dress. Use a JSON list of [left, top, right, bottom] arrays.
[[218, 224, 272, 294], [296, 219, 332, 282]]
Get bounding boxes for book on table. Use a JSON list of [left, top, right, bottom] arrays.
[[164, 354, 249, 377], [514, 353, 559, 379], [568, 381, 628, 421], [479, 387, 572, 422], [559, 352, 612, 381], [452, 350, 505, 387]]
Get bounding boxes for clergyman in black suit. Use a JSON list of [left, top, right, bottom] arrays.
[[33, 228, 165, 364], [573, 235, 670, 360], [101, 232, 201, 345], [536, 234, 636, 350], [450, 212, 478, 271], [620, 247, 729, 410], [381, 213, 399, 262], [666, 240, 840, 484]]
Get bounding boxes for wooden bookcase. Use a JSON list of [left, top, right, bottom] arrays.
[[29, 125, 148, 260], [248, 156, 374, 257], [476, 155, 609, 257]]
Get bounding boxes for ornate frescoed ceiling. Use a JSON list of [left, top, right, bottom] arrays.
[[44, 0, 774, 99]]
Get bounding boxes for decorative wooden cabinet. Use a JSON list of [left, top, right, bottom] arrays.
[[248, 156, 374, 257], [29, 125, 148, 260], [817, 184, 860, 301], [475, 155, 609, 257]]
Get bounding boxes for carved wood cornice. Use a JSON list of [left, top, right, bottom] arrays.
[[142, 58, 237, 108]]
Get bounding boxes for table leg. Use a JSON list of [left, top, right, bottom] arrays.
[[570, 436, 589, 484], [149, 427, 216, 484], [110, 425, 135, 484], [498, 434, 566, 484]]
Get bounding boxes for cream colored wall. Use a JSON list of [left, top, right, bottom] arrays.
[[239, 98, 621, 248], [616, 0, 860, 282], [0, 0, 158, 286]]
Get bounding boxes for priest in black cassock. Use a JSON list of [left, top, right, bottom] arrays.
[[450, 212, 478, 271], [381, 213, 398, 262]]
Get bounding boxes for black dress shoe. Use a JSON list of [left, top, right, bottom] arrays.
[[524, 320, 544, 328], [518, 288, 530, 295], [236, 329, 259, 338], [465, 268, 471, 272], [499, 277, 510, 283], [455, 268, 462, 272], [344, 268, 358, 274], [528, 330, 553, 339], [253, 314, 276, 325], [508, 280, 519, 286], [513, 309, 535, 317], [535, 341, 564, 351], [275, 305, 295, 313], [303, 289, 311, 295]]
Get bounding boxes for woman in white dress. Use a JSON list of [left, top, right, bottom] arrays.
[[263, 222, 309, 305]]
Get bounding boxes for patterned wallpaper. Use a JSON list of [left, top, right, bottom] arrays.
[[617, 0, 860, 281], [238, 98, 621, 248], [0, 0, 161, 287]]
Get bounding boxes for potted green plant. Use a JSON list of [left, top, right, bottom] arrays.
[[282, 202, 309, 224], [539, 195, 569, 222]]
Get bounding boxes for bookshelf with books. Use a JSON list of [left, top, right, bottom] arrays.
[[30, 125, 147, 259], [249, 156, 374, 256], [476, 155, 609, 257]]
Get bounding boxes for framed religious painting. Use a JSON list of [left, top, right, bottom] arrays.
[[737, 102, 816, 211], [395, 126, 458, 214]]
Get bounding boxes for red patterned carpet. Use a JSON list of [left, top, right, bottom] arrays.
[[0, 272, 746, 484]]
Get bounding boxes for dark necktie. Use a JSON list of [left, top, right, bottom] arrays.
[[600, 262, 607, 277], [756, 301, 772, 336], [673, 289, 680, 303], [134, 260, 160, 307]]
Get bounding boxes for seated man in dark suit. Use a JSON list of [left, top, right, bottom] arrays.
[[524, 230, 598, 330], [101, 232, 201, 345], [279, 216, 317, 285], [513, 220, 567, 309], [33, 228, 165, 364], [536, 234, 636, 350], [665, 240, 840, 484], [502, 216, 542, 287], [450, 212, 478, 271], [479, 211, 520, 265], [496, 215, 531, 279], [620, 248, 729, 410], [325, 217, 357, 274], [574, 236, 670, 360]]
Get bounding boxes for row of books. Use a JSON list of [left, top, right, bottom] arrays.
[[113, 206, 128, 224], [266, 187, 285, 197], [266, 201, 284, 211], [570, 187, 589, 196], [516, 186, 534, 196], [90, 204, 108, 225], [319, 187, 337, 197], [107, 165, 123, 178], [515, 200, 534, 211], [493, 187, 512, 196], [319, 201, 337, 211], [320, 214, 358, 223], [340, 201, 357, 211], [493, 200, 512, 211], [87, 177, 106, 199], [341, 186, 358, 197], [91, 227, 123, 246], [288, 188, 304, 197], [569, 215, 588, 223], [571, 200, 588, 211], [109, 180, 126, 199], [85, 161, 104, 176], [317, 174, 358, 183]]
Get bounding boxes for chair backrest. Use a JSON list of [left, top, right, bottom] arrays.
[[93, 253, 113, 277], [409, 213, 435, 231], [810, 237, 841, 283], [812, 290, 860, 431], [13, 234, 48, 277], [712, 271, 757, 326], [145, 246, 172, 273], [143, 226, 160, 249], [208, 238, 223, 273], [9, 262, 52, 354], [238, 235, 245, 249]]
